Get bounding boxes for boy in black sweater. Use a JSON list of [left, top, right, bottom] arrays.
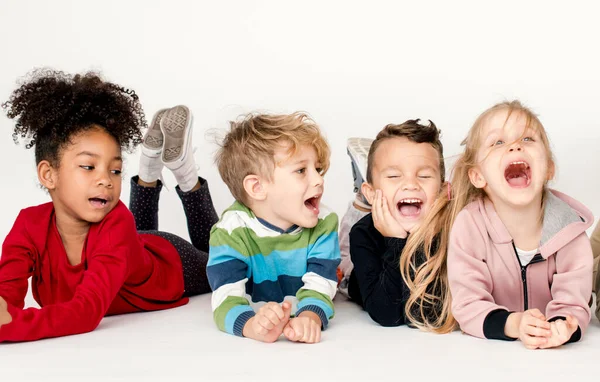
[[348, 119, 445, 327]]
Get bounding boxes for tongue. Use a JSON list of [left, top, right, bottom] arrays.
[[90, 199, 105, 208], [399, 204, 420, 216], [507, 174, 528, 187], [305, 200, 319, 215]]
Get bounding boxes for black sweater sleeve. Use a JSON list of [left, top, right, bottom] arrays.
[[349, 214, 409, 327]]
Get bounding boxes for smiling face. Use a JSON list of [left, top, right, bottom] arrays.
[[258, 144, 325, 230], [468, 110, 554, 209], [40, 126, 123, 226], [363, 137, 442, 233]]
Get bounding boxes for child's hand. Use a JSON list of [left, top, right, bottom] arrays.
[[243, 301, 292, 343], [538, 316, 579, 349], [372, 190, 408, 239], [283, 311, 322, 344], [0, 296, 11, 327], [515, 309, 552, 349]]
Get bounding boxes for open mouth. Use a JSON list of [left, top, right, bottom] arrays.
[[397, 198, 422, 217], [304, 195, 321, 215], [89, 197, 109, 208], [504, 161, 531, 188]]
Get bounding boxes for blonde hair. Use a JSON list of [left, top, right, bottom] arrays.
[[400, 100, 554, 333], [215, 112, 331, 205]]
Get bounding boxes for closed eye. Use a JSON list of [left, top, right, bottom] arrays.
[[418, 175, 433, 179]]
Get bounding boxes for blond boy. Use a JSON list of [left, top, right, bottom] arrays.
[[208, 112, 340, 343]]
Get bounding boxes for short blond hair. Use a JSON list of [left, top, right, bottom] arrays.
[[215, 112, 331, 205]]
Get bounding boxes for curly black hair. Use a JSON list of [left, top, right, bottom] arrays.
[[2, 69, 146, 166]]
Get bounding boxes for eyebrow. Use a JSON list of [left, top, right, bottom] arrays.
[[381, 164, 438, 172], [287, 159, 310, 167], [76, 151, 122, 161], [485, 127, 538, 142]]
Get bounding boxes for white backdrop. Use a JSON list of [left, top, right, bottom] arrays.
[[1, 0, 599, 243]]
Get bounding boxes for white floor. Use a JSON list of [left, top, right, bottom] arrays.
[[1, 294, 598, 382]]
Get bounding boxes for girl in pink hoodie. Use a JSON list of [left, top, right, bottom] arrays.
[[441, 100, 593, 349]]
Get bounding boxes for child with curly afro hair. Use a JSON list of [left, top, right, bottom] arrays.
[[0, 69, 218, 342]]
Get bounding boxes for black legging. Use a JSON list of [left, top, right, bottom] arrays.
[[129, 176, 218, 296]]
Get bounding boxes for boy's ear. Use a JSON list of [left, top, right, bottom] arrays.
[[361, 182, 375, 205], [38, 160, 57, 190], [468, 167, 487, 189], [243, 174, 267, 202]]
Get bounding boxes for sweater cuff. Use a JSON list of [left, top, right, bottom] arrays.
[[296, 305, 329, 329], [548, 316, 582, 344], [234, 310, 256, 337], [483, 309, 517, 341]]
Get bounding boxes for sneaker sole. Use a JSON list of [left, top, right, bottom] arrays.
[[160, 105, 193, 164], [142, 108, 169, 155]]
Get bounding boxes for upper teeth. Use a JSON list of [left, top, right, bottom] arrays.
[[510, 161, 528, 166], [400, 199, 421, 203]]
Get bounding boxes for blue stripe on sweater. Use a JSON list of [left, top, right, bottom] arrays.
[[209, 247, 339, 286], [208, 245, 247, 267], [209, 255, 339, 288], [307, 232, 340, 260], [207, 256, 339, 295], [297, 297, 334, 319], [207, 258, 248, 291], [246, 275, 305, 303], [306, 258, 340, 282]]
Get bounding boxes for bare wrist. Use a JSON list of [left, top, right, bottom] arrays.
[[505, 312, 522, 338], [298, 311, 322, 326]]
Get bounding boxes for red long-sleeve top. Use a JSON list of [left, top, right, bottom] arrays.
[[0, 201, 188, 342]]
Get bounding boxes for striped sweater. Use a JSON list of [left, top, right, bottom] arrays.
[[207, 201, 340, 336]]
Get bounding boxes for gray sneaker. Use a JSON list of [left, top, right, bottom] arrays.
[[141, 108, 169, 157], [160, 105, 194, 166], [347, 137, 373, 192]]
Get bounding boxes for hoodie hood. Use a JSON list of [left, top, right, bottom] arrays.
[[479, 189, 593, 259]]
